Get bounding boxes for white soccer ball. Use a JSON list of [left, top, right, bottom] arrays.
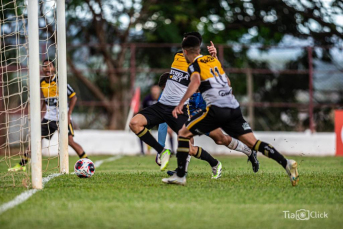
[[74, 158, 95, 178]]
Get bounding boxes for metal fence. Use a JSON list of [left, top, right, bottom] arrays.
[[64, 43, 343, 132], [2, 43, 343, 132]]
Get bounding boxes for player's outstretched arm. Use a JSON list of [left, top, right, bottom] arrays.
[[172, 73, 201, 118]]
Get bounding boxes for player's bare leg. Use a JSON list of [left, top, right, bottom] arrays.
[[68, 135, 88, 158], [238, 132, 299, 186], [130, 114, 171, 170], [129, 114, 148, 134], [208, 128, 259, 172]]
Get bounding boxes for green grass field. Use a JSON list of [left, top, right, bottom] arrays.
[[1, 155, 343, 229]]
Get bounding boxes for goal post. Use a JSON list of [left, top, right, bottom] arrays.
[[28, 0, 42, 189], [0, 0, 69, 188], [57, 0, 68, 174]]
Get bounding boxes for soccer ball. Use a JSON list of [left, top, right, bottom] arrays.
[[74, 158, 95, 178]]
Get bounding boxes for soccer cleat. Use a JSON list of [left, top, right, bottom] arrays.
[[211, 161, 222, 179], [247, 150, 259, 173], [8, 163, 26, 172], [167, 168, 188, 177], [167, 169, 177, 176], [285, 159, 299, 186], [160, 149, 171, 171], [155, 153, 161, 166], [162, 173, 186, 185]]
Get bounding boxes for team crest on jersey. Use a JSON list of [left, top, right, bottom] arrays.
[[242, 122, 251, 130]]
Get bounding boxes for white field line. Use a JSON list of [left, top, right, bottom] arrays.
[[0, 156, 122, 215], [94, 155, 122, 168]]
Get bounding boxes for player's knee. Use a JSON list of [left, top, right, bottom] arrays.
[[213, 135, 226, 145], [129, 117, 141, 132], [178, 129, 192, 139], [214, 138, 224, 145]]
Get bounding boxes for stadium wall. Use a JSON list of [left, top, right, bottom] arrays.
[[41, 130, 335, 157]]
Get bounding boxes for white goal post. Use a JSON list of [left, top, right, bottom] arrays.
[[56, 0, 69, 175], [27, 0, 68, 189], [27, 0, 42, 189]]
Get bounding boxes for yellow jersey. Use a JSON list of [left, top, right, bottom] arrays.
[[40, 75, 76, 121], [188, 55, 239, 108], [159, 51, 190, 106]]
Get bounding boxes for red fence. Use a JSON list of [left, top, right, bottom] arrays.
[[64, 43, 343, 132]]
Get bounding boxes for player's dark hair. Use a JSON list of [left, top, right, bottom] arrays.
[[42, 59, 55, 67], [158, 72, 169, 88], [182, 35, 201, 53], [184, 31, 202, 44]]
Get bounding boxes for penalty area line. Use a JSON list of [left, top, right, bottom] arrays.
[[0, 155, 122, 215]]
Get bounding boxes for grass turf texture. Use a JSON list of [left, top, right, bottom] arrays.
[[1, 155, 342, 229]]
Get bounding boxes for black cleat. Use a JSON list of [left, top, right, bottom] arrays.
[[247, 150, 259, 173]]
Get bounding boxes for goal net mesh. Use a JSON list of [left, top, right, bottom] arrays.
[[0, 0, 61, 188]]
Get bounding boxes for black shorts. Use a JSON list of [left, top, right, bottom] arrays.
[[185, 106, 252, 138], [137, 102, 189, 133], [41, 118, 74, 139]]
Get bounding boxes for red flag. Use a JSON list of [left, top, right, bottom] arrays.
[[335, 110, 343, 156], [131, 87, 141, 113]]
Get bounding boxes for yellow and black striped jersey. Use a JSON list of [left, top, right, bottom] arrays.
[[40, 75, 76, 121], [159, 51, 191, 106], [188, 55, 239, 108]]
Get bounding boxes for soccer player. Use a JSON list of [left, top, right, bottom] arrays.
[[162, 36, 299, 186], [129, 34, 223, 176], [157, 72, 258, 177], [8, 59, 88, 171], [157, 33, 259, 176]]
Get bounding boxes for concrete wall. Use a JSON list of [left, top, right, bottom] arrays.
[[42, 130, 336, 157]]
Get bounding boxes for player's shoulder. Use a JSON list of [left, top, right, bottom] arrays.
[[174, 50, 183, 57], [171, 51, 188, 72], [196, 55, 217, 65], [173, 51, 184, 61], [196, 55, 223, 72]]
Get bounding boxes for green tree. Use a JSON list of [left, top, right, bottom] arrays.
[[40, 0, 343, 129]]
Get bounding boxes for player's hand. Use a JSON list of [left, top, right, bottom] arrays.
[[207, 41, 217, 58], [172, 104, 184, 119]]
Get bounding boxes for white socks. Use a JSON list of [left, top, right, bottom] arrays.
[[185, 155, 191, 172], [227, 138, 252, 156]]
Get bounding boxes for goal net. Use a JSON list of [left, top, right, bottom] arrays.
[[0, 0, 68, 188]]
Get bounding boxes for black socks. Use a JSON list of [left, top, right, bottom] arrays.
[[176, 137, 190, 177], [195, 147, 218, 167], [19, 152, 29, 166], [79, 152, 88, 159], [253, 140, 287, 168], [136, 128, 164, 154]]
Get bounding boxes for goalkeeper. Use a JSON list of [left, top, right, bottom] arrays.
[[9, 59, 88, 171]]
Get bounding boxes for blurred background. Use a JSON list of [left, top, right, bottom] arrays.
[[2, 0, 343, 133]]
